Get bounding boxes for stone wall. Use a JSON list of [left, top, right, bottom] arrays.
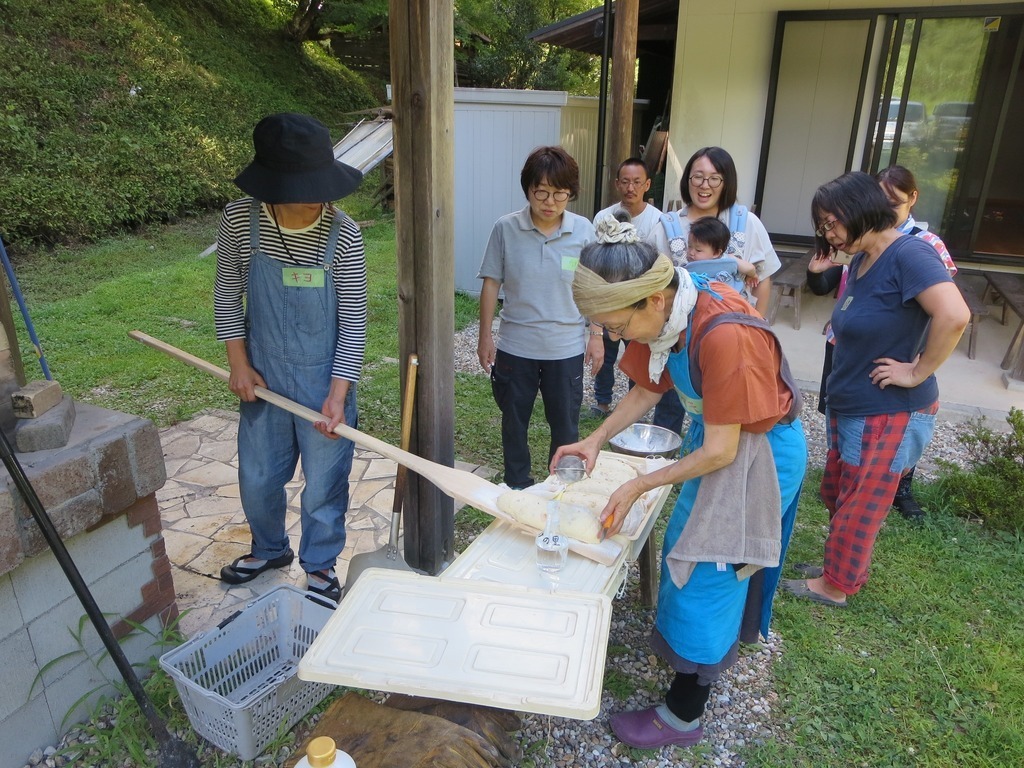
[[0, 402, 173, 766]]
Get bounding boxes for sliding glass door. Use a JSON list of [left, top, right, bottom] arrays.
[[756, 6, 1024, 266]]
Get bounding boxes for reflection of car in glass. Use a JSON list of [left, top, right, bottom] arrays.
[[930, 101, 973, 147], [881, 99, 927, 148]]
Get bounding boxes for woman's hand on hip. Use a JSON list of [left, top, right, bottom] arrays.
[[870, 355, 922, 389]]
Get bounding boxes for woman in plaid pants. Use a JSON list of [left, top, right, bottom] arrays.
[[782, 172, 969, 608]]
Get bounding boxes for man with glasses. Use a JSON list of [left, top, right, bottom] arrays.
[[589, 158, 664, 418], [477, 146, 599, 489]]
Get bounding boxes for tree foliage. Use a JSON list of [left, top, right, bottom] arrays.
[[278, 0, 600, 93], [280, 0, 389, 42], [456, 0, 600, 93]]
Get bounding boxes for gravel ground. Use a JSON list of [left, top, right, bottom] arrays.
[[29, 326, 984, 768]]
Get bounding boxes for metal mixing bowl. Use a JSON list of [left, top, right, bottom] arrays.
[[607, 423, 682, 459]]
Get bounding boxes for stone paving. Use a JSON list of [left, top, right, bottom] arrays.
[[156, 408, 484, 638]]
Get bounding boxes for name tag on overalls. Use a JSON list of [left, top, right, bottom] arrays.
[[283, 268, 325, 288]]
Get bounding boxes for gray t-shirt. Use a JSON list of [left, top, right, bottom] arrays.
[[477, 206, 596, 360]]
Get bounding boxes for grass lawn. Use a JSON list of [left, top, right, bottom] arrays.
[[5, 210, 1023, 767]]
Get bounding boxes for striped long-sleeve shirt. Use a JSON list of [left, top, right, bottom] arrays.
[[213, 198, 368, 382]]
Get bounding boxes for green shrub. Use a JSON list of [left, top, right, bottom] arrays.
[[935, 407, 1024, 532], [0, 0, 375, 246]]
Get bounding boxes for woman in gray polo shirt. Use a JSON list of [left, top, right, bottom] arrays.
[[477, 146, 600, 488]]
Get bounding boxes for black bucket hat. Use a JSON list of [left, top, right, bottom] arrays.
[[234, 113, 363, 204]]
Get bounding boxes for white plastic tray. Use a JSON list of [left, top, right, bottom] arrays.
[[298, 570, 612, 719], [442, 519, 628, 598]]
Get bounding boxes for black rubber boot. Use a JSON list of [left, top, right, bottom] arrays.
[[892, 467, 925, 521]]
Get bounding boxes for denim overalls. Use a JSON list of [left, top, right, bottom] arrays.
[[654, 307, 807, 665], [237, 201, 358, 574]]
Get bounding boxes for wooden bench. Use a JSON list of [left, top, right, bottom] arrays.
[[983, 273, 1024, 369], [765, 252, 812, 330], [954, 275, 990, 360]]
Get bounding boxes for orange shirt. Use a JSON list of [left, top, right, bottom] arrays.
[[618, 286, 793, 433]]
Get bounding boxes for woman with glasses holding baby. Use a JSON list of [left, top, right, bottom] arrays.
[[651, 146, 782, 311]]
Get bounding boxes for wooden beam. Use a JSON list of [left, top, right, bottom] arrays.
[[389, 0, 456, 574], [606, 0, 640, 207]]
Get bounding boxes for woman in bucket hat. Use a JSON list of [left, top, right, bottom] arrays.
[[214, 113, 367, 604]]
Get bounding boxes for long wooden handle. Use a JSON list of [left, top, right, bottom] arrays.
[[129, 331, 624, 566], [391, 353, 419, 521], [128, 331, 475, 493]]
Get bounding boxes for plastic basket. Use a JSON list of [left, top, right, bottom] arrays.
[[159, 585, 334, 760]]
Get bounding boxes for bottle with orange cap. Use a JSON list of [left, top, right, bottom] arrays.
[[295, 736, 357, 768]]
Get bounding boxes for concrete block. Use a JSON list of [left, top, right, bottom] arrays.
[[0, 687, 56, 768], [93, 434, 137, 514], [23, 450, 95, 510], [14, 396, 76, 452], [42, 658, 118, 740], [126, 419, 167, 498], [27, 550, 156, 687], [0, 350, 21, 437], [12, 516, 149, 623], [0, 629, 38, 720], [19, 489, 103, 558], [0, 490, 23, 576], [12, 380, 63, 419], [0, 574, 24, 642]]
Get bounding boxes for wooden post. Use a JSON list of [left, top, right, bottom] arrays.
[[389, 0, 456, 574], [606, 0, 640, 207]]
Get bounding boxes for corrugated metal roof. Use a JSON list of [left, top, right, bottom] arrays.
[[333, 117, 393, 174]]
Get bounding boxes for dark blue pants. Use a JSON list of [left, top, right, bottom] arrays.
[[653, 389, 686, 435], [490, 349, 584, 488], [594, 332, 622, 406]]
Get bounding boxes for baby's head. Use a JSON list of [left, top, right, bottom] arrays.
[[687, 216, 731, 261]]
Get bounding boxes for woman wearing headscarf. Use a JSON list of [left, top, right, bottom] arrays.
[[214, 113, 367, 605], [552, 215, 807, 749]]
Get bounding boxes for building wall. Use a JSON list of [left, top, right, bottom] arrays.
[[452, 88, 566, 296], [452, 89, 648, 296], [664, 0, 1012, 210], [0, 497, 174, 766]]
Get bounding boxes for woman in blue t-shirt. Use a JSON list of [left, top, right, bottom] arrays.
[[782, 172, 969, 608]]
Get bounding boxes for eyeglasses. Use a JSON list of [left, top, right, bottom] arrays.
[[593, 303, 641, 338], [689, 174, 724, 188], [531, 188, 571, 203], [815, 219, 840, 237], [616, 179, 647, 188]]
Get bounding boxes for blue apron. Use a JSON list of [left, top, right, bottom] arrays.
[[654, 311, 806, 664]]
